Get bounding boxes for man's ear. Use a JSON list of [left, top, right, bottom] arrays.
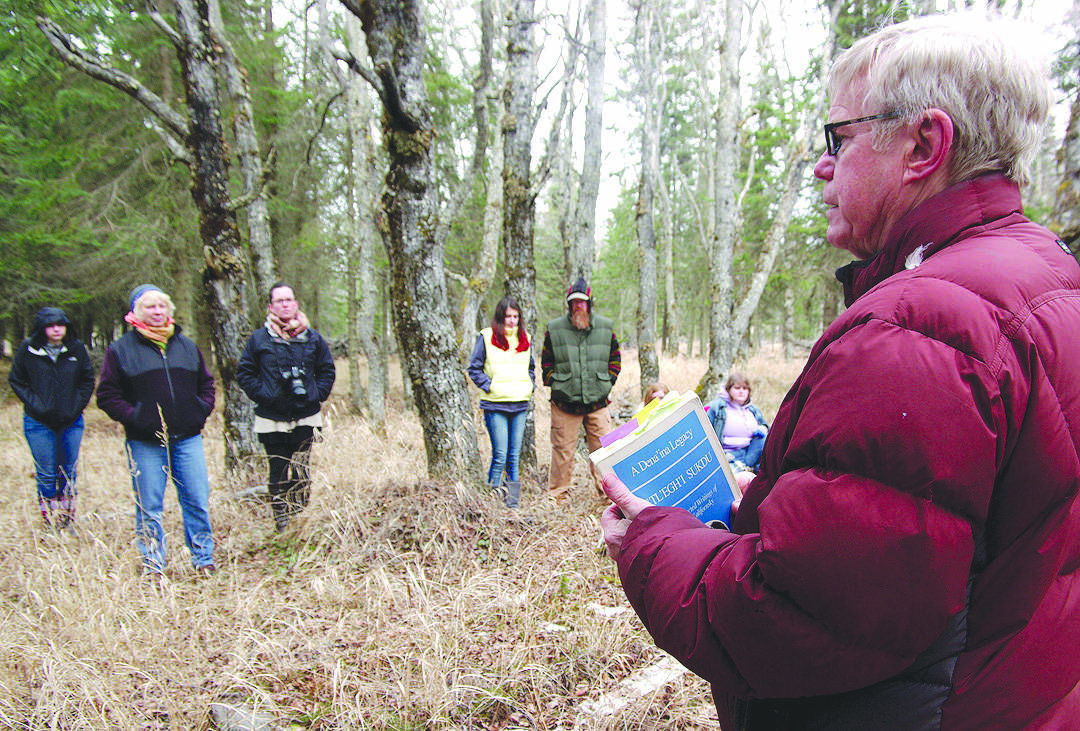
[[904, 108, 953, 183]]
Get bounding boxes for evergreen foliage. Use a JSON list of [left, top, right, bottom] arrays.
[[4, 0, 1072, 384]]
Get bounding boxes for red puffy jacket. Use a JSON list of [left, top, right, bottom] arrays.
[[616, 174, 1080, 730]]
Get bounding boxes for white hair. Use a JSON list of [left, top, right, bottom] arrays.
[[830, 13, 1051, 186], [133, 290, 175, 320]]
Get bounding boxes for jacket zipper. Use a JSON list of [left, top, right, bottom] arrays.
[[161, 348, 176, 402]]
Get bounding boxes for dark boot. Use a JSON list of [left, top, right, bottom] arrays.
[[272, 501, 290, 533], [504, 481, 521, 509], [284, 477, 311, 518]]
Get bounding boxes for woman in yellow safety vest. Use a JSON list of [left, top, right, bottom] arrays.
[[467, 296, 535, 508]]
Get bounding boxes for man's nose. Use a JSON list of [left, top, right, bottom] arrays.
[[813, 151, 834, 181]]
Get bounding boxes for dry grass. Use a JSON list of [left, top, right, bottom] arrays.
[[0, 346, 804, 730]]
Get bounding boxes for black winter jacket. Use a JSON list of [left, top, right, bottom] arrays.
[[236, 326, 336, 422], [96, 327, 215, 442], [9, 329, 95, 431]]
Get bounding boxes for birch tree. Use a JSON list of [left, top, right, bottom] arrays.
[[318, 1, 388, 423], [37, 1, 263, 470], [698, 0, 743, 398], [720, 10, 841, 364], [340, 0, 480, 481], [657, 163, 680, 353], [696, 0, 843, 397], [631, 0, 662, 387], [568, 0, 607, 283], [452, 0, 501, 354], [502, 0, 541, 470]]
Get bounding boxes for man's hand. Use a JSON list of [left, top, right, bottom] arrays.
[[735, 471, 756, 491], [601, 470, 755, 560], [729, 470, 755, 522], [600, 471, 651, 561]]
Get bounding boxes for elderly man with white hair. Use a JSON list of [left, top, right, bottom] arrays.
[[601, 14, 1080, 729]]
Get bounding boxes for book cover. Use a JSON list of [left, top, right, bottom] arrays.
[[591, 392, 741, 529]]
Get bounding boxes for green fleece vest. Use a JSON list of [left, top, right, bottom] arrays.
[[547, 313, 614, 406]]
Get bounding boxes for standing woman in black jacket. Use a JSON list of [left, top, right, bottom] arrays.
[[96, 285, 217, 577], [237, 282, 336, 532], [9, 307, 96, 528]]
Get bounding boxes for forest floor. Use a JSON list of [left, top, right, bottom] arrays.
[[0, 346, 804, 730]]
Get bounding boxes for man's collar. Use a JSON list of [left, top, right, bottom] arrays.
[[836, 173, 1023, 305]]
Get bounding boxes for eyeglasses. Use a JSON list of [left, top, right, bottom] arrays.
[[824, 111, 899, 156]]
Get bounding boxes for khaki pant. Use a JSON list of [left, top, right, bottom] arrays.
[[549, 402, 611, 494]]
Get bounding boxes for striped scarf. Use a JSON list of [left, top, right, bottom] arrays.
[[124, 312, 175, 349]]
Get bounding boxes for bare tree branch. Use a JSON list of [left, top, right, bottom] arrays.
[[225, 184, 266, 212], [143, 117, 193, 164], [145, 1, 184, 50], [306, 89, 347, 164], [36, 16, 189, 140], [332, 46, 384, 100]]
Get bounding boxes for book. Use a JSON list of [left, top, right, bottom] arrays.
[[590, 391, 741, 529]]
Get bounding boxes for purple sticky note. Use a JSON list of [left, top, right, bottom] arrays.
[[600, 418, 639, 447]]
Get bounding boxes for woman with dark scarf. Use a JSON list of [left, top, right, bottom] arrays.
[[97, 285, 217, 577], [237, 282, 336, 532], [467, 296, 535, 508], [9, 307, 95, 528]]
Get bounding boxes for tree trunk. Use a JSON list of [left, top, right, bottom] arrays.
[[632, 0, 660, 388], [460, 113, 504, 359], [351, 68, 387, 426], [570, 0, 606, 282], [174, 0, 258, 471], [658, 171, 679, 354], [783, 282, 795, 360], [208, 0, 276, 300], [344, 0, 479, 481], [454, 0, 499, 357], [318, 0, 364, 415], [699, 0, 742, 399], [372, 276, 389, 427], [696, 0, 843, 397], [328, 4, 387, 424], [502, 0, 540, 471], [1051, 0, 1080, 253]]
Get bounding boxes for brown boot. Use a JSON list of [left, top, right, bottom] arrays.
[[548, 485, 571, 501]]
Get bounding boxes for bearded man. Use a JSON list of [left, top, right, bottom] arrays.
[[541, 278, 621, 498]]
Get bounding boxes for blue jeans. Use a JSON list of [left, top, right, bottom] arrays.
[[23, 414, 83, 501], [126, 435, 214, 572], [725, 433, 766, 471], [483, 409, 527, 484]]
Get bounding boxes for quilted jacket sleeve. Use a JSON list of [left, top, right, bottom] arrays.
[[616, 317, 997, 699]]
